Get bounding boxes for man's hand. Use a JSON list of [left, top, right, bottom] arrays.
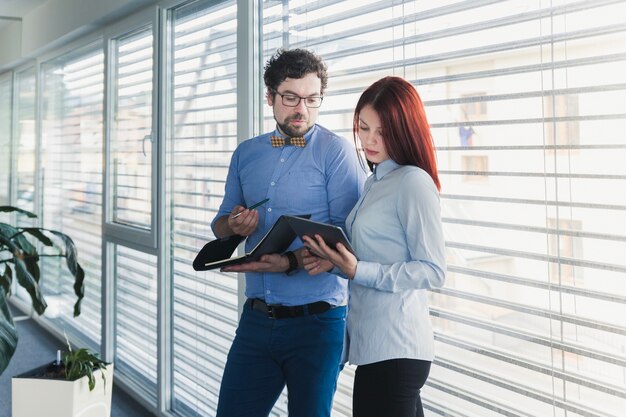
[[221, 253, 290, 273], [228, 205, 259, 236], [302, 248, 335, 275], [214, 205, 259, 238]]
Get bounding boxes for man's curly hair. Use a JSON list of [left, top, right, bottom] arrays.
[[263, 48, 328, 95]]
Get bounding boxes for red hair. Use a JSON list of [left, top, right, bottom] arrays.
[[353, 76, 441, 191]]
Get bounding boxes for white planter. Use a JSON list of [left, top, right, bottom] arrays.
[[12, 363, 114, 417]]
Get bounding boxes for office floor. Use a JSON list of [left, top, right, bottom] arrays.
[[0, 305, 155, 417]]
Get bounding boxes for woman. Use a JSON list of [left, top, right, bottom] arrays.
[[302, 76, 446, 417]]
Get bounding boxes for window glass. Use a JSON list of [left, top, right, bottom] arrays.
[[40, 43, 104, 346], [113, 243, 158, 403], [262, 1, 626, 416], [168, 1, 238, 415], [14, 67, 36, 219], [109, 26, 154, 231], [0, 73, 11, 205]]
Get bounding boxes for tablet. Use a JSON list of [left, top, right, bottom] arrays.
[[284, 216, 356, 256]]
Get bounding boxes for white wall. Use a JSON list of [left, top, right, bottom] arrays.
[[0, 22, 22, 69], [0, 0, 157, 71]]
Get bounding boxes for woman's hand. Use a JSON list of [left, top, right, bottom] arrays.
[[302, 235, 357, 279]]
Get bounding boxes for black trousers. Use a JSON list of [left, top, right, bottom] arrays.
[[353, 358, 431, 417]]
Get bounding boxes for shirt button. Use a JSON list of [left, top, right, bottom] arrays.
[[266, 290, 271, 294], [280, 158, 285, 162], [267, 208, 272, 212], [271, 182, 275, 186]]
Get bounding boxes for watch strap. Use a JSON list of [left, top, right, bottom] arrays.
[[284, 251, 298, 275]]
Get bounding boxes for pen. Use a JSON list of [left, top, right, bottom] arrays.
[[230, 198, 270, 219]]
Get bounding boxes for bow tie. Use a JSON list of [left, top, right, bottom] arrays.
[[270, 136, 306, 148]]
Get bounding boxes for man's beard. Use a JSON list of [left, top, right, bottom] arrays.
[[275, 114, 312, 137]]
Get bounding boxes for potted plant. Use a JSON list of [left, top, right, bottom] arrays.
[[12, 335, 113, 417], [0, 205, 85, 375]]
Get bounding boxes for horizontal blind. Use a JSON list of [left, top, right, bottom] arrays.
[[168, 1, 238, 416], [13, 67, 36, 221], [0, 73, 10, 205], [11, 67, 37, 305], [263, 1, 626, 416], [114, 243, 158, 402], [40, 44, 104, 347], [110, 26, 154, 230], [109, 25, 158, 404]]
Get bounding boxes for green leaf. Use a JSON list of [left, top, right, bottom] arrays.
[[62, 344, 108, 392], [0, 287, 18, 376], [50, 231, 85, 317], [0, 223, 19, 248], [0, 206, 37, 218], [23, 228, 54, 247], [14, 258, 47, 315], [13, 232, 36, 256], [0, 265, 12, 295]]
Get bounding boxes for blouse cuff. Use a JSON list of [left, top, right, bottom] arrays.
[[330, 266, 349, 279], [352, 261, 378, 285]]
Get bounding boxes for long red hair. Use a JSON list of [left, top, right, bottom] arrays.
[[353, 76, 441, 191]]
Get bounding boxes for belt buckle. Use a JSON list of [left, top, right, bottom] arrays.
[[266, 304, 276, 319]]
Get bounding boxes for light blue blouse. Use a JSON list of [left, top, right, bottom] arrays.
[[345, 158, 446, 365]]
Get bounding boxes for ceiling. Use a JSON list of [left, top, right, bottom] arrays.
[[0, 0, 48, 30]]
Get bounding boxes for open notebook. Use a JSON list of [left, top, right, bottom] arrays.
[[192, 214, 311, 271]]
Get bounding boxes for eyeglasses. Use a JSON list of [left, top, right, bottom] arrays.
[[274, 91, 324, 108]]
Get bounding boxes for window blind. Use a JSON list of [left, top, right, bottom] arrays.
[[262, 1, 626, 416], [113, 243, 158, 402], [110, 27, 154, 231], [108, 24, 159, 403], [40, 44, 104, 347], [13, 67, 36, 221], [167, 1, 238, 415], [0, 73, 11, 205]]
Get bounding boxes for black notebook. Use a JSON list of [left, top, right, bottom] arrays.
[[285, 216, 356, 256], [193, 214, 311, 271]]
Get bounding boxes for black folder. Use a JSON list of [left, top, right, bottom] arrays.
[[285, 216, 356, 256], [193, 214, 311, 271]]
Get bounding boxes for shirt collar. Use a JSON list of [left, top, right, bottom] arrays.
[[374, 159, 399, 180]]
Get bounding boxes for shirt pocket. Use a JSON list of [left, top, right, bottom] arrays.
[[286, 170, 327, 213]]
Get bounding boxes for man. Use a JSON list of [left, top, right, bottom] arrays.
[[211, 48, 365, 416]]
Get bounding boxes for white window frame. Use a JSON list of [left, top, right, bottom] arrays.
[[103, 7, 161, 250]]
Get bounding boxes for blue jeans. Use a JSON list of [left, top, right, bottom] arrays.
[[216, 301, 346, 417]]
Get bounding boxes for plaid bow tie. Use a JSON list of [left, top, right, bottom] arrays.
[[270, 136, 306, 148]]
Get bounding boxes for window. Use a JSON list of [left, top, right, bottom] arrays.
[[461, 155, 489, 181], [167, 1, 238, 415], [544, 94, 580, 146], [0, 73, 11, 205], [547, 218, 583, 285], [40, 43, 105, 347], [113, 243, 158, 402], [263, 1, 626, 416], [13, 67, 36, 219], [461, 92, 488, 121], [107, 25, 156, 241]]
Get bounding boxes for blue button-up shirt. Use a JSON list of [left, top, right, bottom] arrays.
[[212, 124, 365, 306], [345, 159, 446, 365]]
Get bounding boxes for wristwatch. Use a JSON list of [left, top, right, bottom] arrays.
[[283, 251, 298, 276]]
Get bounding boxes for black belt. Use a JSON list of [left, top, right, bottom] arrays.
[[247, 298, 332, 319]]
